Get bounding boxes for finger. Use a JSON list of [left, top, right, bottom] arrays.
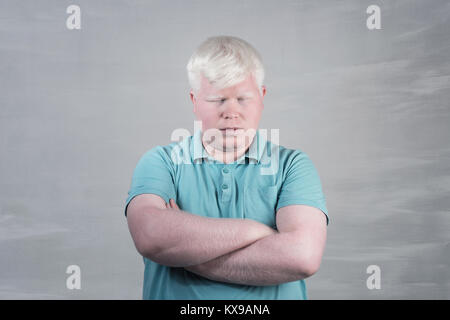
[[170, 199, 179, 210]]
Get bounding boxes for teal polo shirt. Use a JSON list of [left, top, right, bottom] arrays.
[[125, 129, 329, 300]]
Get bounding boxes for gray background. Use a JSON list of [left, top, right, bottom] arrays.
[[1, 0, 449, 299]]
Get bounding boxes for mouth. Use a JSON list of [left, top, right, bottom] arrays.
[[219, 128, 243, 135]]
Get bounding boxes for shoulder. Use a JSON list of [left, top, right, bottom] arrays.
[[265, 140, 314, 171]]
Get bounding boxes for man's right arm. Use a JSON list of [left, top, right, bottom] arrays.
[[126, 194, 276, 267]]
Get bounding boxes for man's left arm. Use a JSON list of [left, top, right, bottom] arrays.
[[183, 204, 327, 286]]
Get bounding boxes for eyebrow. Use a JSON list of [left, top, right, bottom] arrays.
[[206, 95, 225, 100], [239, 92, 254, 98], [205, 92, 254, 100]]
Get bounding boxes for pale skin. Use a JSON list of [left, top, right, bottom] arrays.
[[190, 73, 266, 164], [166, 199, 327, 286], [127, 193, 276, 268], [126, 74, 327, 286]]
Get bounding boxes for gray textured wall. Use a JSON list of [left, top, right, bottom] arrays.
[[1, 0, 449, 299]]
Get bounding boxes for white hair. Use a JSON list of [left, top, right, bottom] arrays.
[[187, 36, 265, 96]]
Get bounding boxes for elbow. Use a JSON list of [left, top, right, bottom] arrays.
[[127, 206, 169, 262], [298, 262, 321, 279], [135, 238, 190, 268], [127, 206, 158, 258], [136, 244, 154, 260], [133, 235, 160, 260], [132, 230, 174, 265], [135, 241, 172, 265], [292, 251, 323, 279], [129, 224, 192, 267], [129, 224, 165, 262]]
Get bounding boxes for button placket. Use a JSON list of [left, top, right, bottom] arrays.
[[221, 166, 232, 202]]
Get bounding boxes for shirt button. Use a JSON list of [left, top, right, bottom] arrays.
[[222, 168, 229, 174], [222, 184, 228, 190]]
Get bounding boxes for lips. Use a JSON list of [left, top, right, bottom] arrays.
[[219, 128, 244, 136]]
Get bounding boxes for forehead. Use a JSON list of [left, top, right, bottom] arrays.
[[200, 74, 257, 96]]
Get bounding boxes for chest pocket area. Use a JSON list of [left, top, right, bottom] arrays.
[[243, 185, 279, 228]]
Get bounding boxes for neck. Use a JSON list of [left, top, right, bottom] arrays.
[[202, 139, 251, 164]]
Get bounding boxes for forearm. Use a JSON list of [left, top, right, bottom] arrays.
[[138, 207, 274, 267], [185, 230, 311, 286]]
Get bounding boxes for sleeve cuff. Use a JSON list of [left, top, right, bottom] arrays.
[[276, 198, 329, 226], [124, 188, 172, 217]]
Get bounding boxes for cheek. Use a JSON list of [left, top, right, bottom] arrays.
[[247, 104, 263, 123], [195, 106, 219, 126]]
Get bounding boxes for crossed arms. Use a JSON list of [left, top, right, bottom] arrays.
[[126, 194, 327, 286]]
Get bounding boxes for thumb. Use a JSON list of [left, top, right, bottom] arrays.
[[170, 198, 180, 210]]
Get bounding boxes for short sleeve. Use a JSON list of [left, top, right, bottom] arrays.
[[276, 151, 329, 225], [124, 146, 177, 217]]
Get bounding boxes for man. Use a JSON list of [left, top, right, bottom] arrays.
[[125, 35, 329, 299]]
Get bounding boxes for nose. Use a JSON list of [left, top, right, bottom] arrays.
[[224, 112, 238, 120], [222, 99, 240, 119]]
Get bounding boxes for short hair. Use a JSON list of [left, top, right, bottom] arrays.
[[187, 36, 265, 96]]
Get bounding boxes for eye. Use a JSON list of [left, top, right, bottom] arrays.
[[206, 99, 225, 104]]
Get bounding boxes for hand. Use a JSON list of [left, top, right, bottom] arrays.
[[166, 198, 180, 210]]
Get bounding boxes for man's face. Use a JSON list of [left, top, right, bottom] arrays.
[[190, 73, 266, 152]]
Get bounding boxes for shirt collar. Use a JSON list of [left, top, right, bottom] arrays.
[[191, 129, 267, 164]]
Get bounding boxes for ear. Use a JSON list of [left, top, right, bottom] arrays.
[[190, 90, 197, 112], [261, 85, 267, 98], [190, 90, 196, 103]]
